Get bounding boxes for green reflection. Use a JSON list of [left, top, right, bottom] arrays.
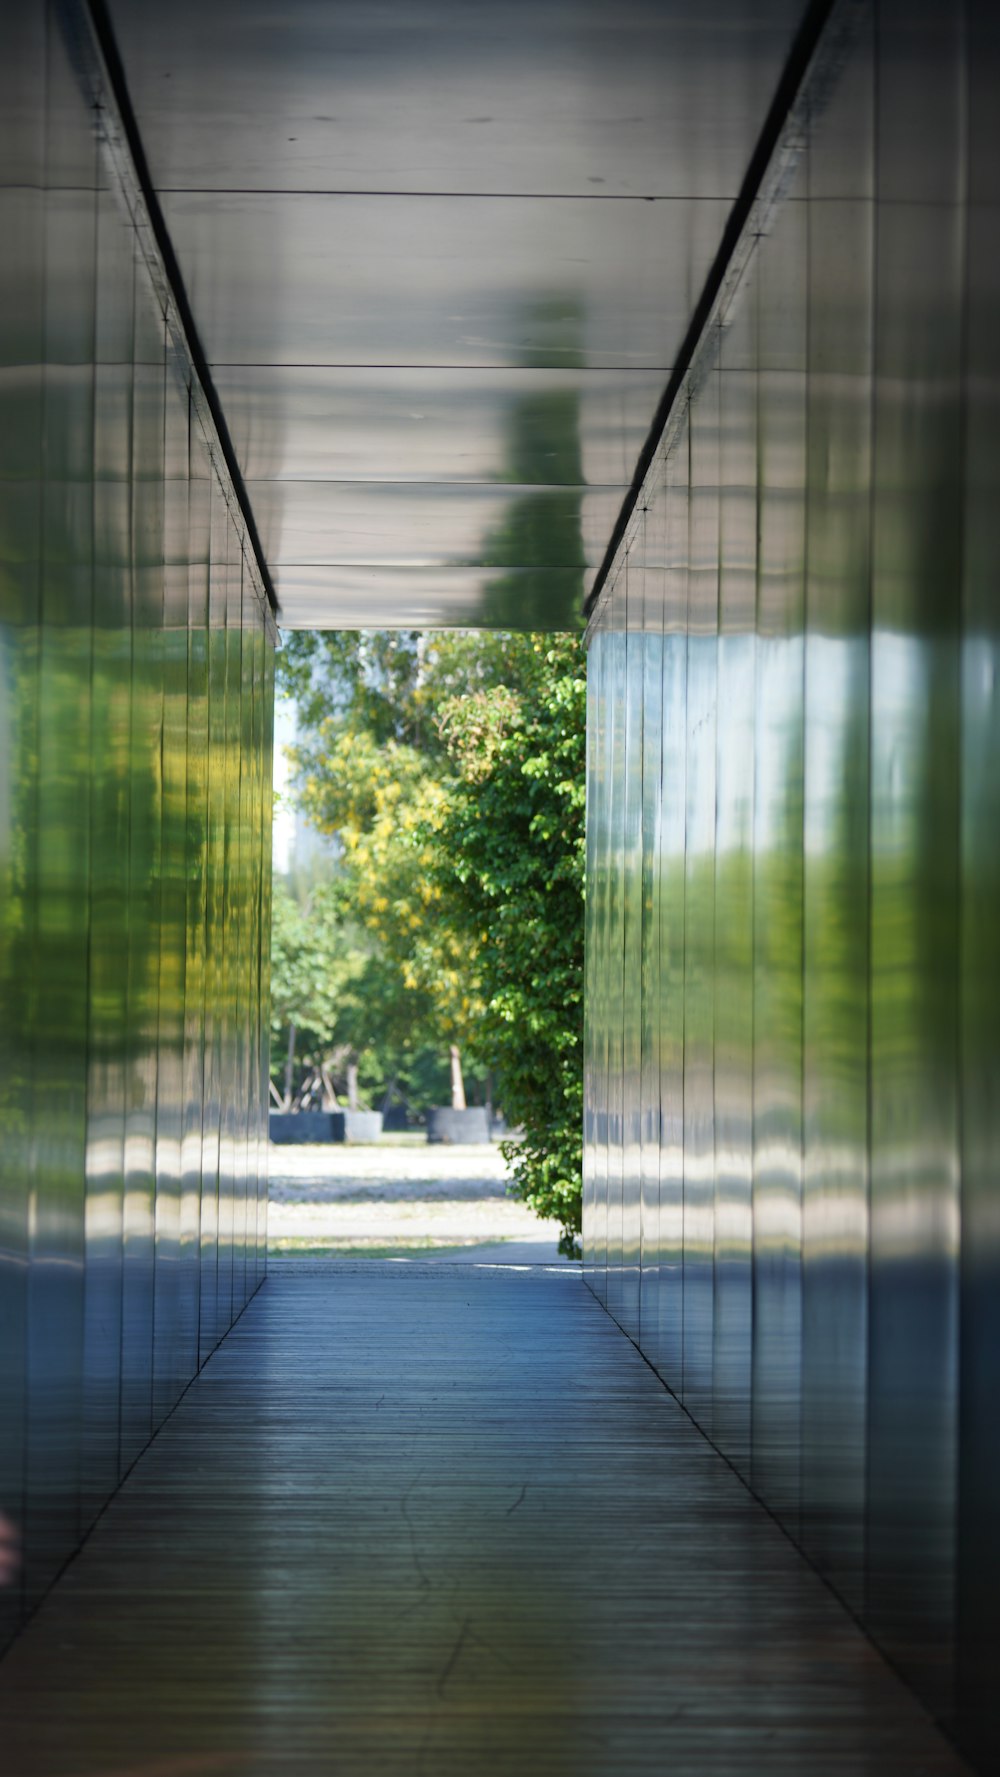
[[479, 299, 586, 630], [0, 0, 274, 1632]]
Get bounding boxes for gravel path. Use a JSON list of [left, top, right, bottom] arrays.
[[268, 1140, 510, 1202], [267, 1141, 572, 1264]]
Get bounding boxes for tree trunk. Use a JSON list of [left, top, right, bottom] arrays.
[[450, 1044, 466, 1111], [283, 1021, 297, 1111], [319, 1064, 339, 1110], [347, 1058, 359, 1111]]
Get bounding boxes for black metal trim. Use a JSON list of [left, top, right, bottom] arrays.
[[83, 0, 280, 618], [583, 0, 837, 618]]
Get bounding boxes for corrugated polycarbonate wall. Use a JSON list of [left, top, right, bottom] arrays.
[[583, 1, 999, 1765], [0, 0, 274, 1645]]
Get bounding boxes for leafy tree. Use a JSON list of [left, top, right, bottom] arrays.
[[278, 632, 530, 1071], [268, 879, 364, 1106], [433, 635, 586, 1255], [270, 872, 471, 1116], [276, 629, 587, 1251]]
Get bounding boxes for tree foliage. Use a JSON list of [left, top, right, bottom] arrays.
[[270, 879, 350, 1052], [433, 636, 586, 1254], [269, 873, 472, 1114], [276, 629, 586, 1252]]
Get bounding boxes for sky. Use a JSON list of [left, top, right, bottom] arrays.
[[272, 694, 297, 875]]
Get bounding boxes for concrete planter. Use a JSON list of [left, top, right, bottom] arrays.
[[269, 1109, 384, 1144], [426, 1106, 490, 1145], [335, 1110, 384, 1144], [269, 1111, 337, 1145]]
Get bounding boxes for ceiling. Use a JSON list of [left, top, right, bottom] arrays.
[[107, 0, 807, 629]]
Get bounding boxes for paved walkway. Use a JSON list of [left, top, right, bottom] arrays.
[[0, 1263, 968, 1776]]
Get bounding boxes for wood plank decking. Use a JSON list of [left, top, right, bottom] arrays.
[[0, 1262, 969, 1775]]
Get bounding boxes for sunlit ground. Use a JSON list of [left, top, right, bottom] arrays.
[[267, 1140, 571, 1263]]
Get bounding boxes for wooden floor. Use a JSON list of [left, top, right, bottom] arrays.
[[0, 1262, 969, 1776]]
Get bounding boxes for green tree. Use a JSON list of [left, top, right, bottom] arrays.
[[434, 635, 586, 1255], [276, 630, 587, 1250], [278, 632, 534, 1069], [268, 879, 364, 1107]]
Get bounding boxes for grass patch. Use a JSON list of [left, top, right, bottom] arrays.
[[269, 1234, 509, 1260]]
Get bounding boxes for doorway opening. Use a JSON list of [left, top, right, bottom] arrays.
[[267, 627, 585, 1267]]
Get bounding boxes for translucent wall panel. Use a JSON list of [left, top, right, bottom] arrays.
[[584, 1, 999, 1761], [0, 0, 45, 1658], [800, 23, 874, 1620], [81, 165, 134, 1534], [603, 601, 627, 1319], [637, 502, 663, 1361], [581, 625, 600, 1285], [712, 272, 756, 1480], [683, 373, 719, 1436], [0, 0, 274, 1644], [619, 560, 643, 1338], [26, 6, 96, 1605], [957, 7, 1000, 1766], [655, 442, 688, 1393], [868, 0, 963, 1718], [584, 613, 610, 1299], [751, 179, 806, 1540]]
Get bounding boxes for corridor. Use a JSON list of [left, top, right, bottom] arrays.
[[0, 1263, 968, 1776]]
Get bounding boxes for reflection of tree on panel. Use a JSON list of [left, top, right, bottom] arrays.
[[480, 297, 586, 632]]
